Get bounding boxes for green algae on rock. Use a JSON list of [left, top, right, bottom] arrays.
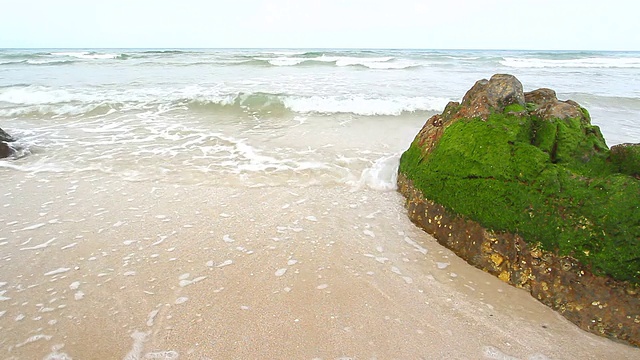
[[397, 74, 639, 346]]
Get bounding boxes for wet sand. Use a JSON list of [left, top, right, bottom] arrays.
[[1, 173, 639, 359]]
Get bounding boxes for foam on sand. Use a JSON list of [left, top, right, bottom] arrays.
[[20, 237, 56, 250], [44, 267, 71, 276]]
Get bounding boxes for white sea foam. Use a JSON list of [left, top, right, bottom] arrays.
[[259, 57, 307, 66], [144, 350, 179, 359], [146, 309, 160, 327], [14, 334, 53, 348], [403, 236, 428, 255], [25, 58, 75, 65], [337, 57, 420, 69], [501, 56, 640, 68], [60, 242, 78, 250], [283, 95, 446, 116], [44, 267, 71, 276], [21, 222, 46, 230], [350, 154, 399, 191], [174, 297, 188, 305], [482, 345, 521, 360], [20, 237, 56, 250], [51, 51, 119, 60], [217, 260, 233, 268], [333, 56, 392, 66], [179, 275, 207, 287], [43, 346, 73, 360], [0, 83, 447, 118], [275, 268, 287, 277], [123, 331, 149, 360], [256, 55, 401, 69]]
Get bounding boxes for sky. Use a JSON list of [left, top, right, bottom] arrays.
[[1, 0, 639, 50]]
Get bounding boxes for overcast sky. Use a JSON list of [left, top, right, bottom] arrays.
[[1, 0, 638, 50]]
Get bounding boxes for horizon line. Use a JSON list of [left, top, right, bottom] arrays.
[[1, 47, 638, 53]]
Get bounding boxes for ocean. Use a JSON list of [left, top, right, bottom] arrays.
[[1, 49, 639, 359]]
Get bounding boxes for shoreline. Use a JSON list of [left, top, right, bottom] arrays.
[[1, 173, 638, 359]]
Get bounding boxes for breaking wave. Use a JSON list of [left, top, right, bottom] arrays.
[[501, 56, 640, 68], [0, 85, 448, 117]]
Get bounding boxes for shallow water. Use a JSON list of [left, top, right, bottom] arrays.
[[2, 173, 639, 359]]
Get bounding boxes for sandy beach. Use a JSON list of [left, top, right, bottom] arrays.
[[1, 172, 638, 359], [1, 48, 639, 359]]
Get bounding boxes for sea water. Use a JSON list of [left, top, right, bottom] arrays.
[[1, 49, 639, 359]]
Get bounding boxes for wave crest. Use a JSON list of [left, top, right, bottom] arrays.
[[0, 86, 447, 118], [501, 56, 640, 68]]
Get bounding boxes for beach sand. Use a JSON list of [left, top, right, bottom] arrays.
[[1, 172, 639, 360]]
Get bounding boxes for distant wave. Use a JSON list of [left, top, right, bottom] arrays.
[[0, 50, 424, 69], [0, 50, 125, 66], [140, 50, 193, 54], [29, 59, 77, 66], [3, 49, 639, 71], [241, 55, 422, 69], [0, 60, 27, 66], [566, 92, 640, 111], [501, 57, 640, 68], [0, 59, 76, 66], [0, 86, 447, 118], [50, 51, 121, 60]]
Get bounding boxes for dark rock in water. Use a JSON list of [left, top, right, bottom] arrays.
[[0, 143, 11, 158], [0, 127, 15, 159], [0, 127, 14, 143], [397, 74, 640, 346]]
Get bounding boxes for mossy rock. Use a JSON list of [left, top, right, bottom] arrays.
[[399, 106, 640, 284], [610, 143, 640, 178]]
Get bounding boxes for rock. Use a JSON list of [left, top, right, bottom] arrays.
[[0, 127, 15, 142], [0, 143, 11, 158], [398, 74, 640, 346], [0, 127, 15, 159], [413, 75, 526, 160], [525, 88, 588, 122], [536, 100, 585, 121], [525, 88, 558, 107], [461, 74, 525, 113], [610, 143, 640, 179]]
